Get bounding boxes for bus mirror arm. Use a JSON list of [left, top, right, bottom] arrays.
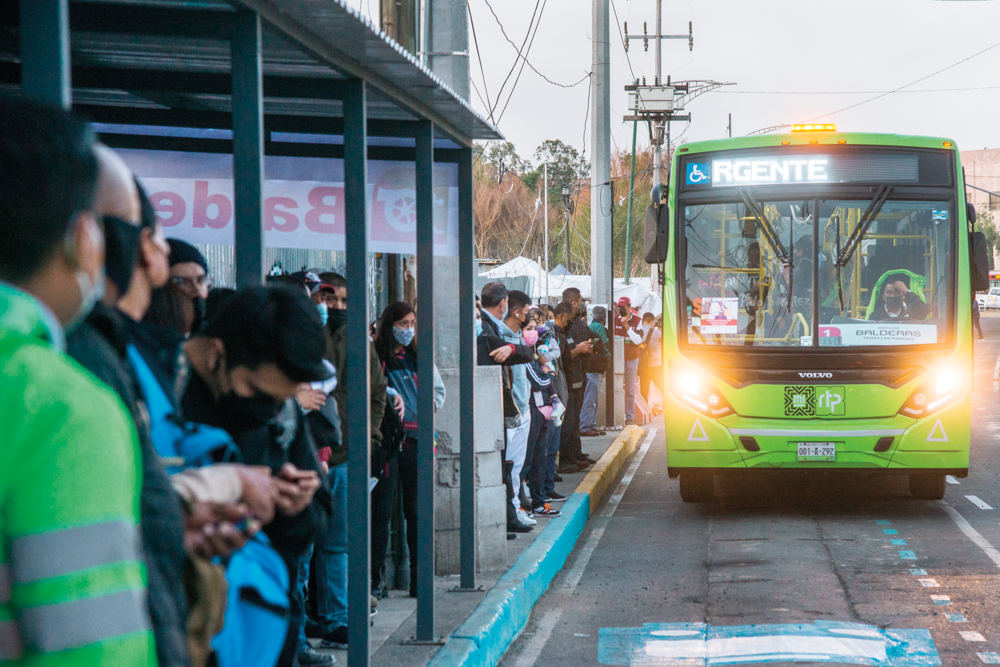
[[836, 184, 893, 268]]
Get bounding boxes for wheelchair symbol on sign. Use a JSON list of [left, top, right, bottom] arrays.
[[687, 164, 710, 184]]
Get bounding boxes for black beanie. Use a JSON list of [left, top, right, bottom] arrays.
[[167, 238, 208, 272]]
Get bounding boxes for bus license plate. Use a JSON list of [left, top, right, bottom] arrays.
[[797, 442, 836, 461]]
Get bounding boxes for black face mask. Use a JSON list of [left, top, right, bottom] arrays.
[[328, 307, 346, 330], [218, 391, 283, 433], [103, 215, 143, 295], [191, 296, 207, 334], [886, 295, 904, 310]]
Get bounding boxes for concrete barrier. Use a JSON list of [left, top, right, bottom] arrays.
[[428, 425, 646, 667]]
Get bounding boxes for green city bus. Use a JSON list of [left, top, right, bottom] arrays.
[[643, 127, 992, 502]]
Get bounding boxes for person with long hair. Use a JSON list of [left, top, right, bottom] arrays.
[[373, 301, 445, 597]]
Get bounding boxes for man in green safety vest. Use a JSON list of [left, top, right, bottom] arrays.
[[0, 98, 155, 665]]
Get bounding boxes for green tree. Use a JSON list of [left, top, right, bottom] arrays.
[[480, 141, 532, 185], [531, 139, 589, 201]]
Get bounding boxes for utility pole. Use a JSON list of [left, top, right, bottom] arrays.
[[563, 184, 572, 274], [728, 113, 732, 138], [591, 0, 612, 311]]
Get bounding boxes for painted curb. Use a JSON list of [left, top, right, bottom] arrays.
[[428, 425, 647, 667]]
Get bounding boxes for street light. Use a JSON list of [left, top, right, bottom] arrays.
[[561, 184, 570, 209], [561, 184, 571, 274]]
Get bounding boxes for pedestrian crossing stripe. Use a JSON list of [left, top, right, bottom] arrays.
[[687, 418, 709, 442], [926, 418, 949, 442]]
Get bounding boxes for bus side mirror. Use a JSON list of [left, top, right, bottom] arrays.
[[644, 200, 669, 264], [972, 231, 990, 292], [967, 201, 978, 225]]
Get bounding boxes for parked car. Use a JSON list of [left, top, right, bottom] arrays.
[[977, 287, 1000, 310]]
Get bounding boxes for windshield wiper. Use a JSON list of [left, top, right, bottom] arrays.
[[737, 187, 791, 265], [836, 184, 893, 267]]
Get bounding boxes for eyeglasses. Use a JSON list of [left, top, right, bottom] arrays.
[[170, 275, 212, 292]]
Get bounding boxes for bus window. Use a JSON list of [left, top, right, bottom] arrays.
[[817, 200, 951, 347]]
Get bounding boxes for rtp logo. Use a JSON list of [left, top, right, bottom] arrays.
[[686, 162, 711, 185], [783, 385, 846, 417]]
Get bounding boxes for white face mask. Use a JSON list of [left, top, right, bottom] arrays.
[[64, 218, 106, 333]]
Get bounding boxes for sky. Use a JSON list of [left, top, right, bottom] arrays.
[[345, 0, 1000, 163]]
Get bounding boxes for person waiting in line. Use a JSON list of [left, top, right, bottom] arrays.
[[638, 312, 664, 405], [180, 285, 333, 667], [0, 97, 157, 666], [168, 237, 212, 333], [501, 290, 538, 529], [558, 288, 594, 469], [523, 312, 565, 518], [870, 277, 929, 321], [374, 301, 446, 597], [552, 302, 590, 475], [974, 296, 985, 341], [615, 297, 644, 425], [579, 305, 610, 438]]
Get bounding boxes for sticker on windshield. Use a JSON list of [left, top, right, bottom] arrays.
[[818, 323, 937, 346], [686, 163, 711, 185], [699, 297, 738, 334], [932, 210, 948, 221]]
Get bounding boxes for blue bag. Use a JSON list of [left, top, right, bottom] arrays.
[[126, 344, 239, 470], [211, 533, 291, 667]]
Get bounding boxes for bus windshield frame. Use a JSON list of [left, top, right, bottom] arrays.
[[674, 145, 958, 358]]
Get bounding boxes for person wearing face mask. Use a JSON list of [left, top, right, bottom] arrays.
[[0, 98, 157, 666], [373, 302, 445, 597], [180, 285, 333, 667], [558, 288, 595, 469], [870, 275, 930, 322], [501, 291, 537, 527], [166, 238, 211, 334]]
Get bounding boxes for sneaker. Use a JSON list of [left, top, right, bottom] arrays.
[[625, 419, 636, 426], [546, 491, 567, 502], [576, 453, 597, 465], [298, 646, 336, 666], [370, 595, 378, 617], [319, 626, 349, 650], [507, 517, 534, 533], [580, 429, 602, 437], [533, 504, 561, 517], [553, 474, 563, 482], [556, 461, 587, 474], [507, 532, 518, 540], [517, 508, 537, 525]]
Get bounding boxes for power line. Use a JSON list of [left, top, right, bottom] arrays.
[[494, 0, 548, 124], [467, 0, 494, 123], [807, 39, 1000, 122], [609, 0, 636, 81], [485, 0, 544, 119]]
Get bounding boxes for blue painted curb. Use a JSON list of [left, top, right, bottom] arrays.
[[427, 493, 591, 667]]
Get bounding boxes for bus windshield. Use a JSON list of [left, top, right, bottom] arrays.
[[682, 197, 953, 348]]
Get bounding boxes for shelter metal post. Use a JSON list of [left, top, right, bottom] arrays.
[[343, 78, 372, 667], [415, 119, 436, 641], [231, 10, 264, 288], [458, 146, 476, 589], [19, 0, 71, 108]]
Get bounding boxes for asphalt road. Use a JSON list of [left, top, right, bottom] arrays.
[[501, 316, 1000, 667]]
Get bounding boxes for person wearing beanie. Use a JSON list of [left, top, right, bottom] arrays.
[[151, 238, 211, 335]]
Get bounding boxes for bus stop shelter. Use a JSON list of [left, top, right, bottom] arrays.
[[6, 0, 500, 664]]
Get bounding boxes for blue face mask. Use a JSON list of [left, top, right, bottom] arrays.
[[393, 325, 415, 347], [316, 302, 328, 326], [475, 319, 483, 337]]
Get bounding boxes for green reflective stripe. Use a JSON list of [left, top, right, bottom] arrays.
[[20, 588, 149, 654], [0, 619, 23, 661], [0, 563, 9, 604], [11, 521, 140, 584]]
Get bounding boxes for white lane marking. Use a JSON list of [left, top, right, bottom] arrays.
[[939, 501, 1000, 569], [918, 579, 940, 587], [511, 428, 657, 667], [961, 631, 987, 642], [946, 475, 961, 485], [966, 495, 994, 510]]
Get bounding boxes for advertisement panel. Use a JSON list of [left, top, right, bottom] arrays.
[[119, 149, 459, 256]]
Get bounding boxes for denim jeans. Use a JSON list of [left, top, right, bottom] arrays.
[[579, 372, 601, 432], [295, 543, 314, 651], [314, 463, 348, 633], [624, 358, 640, 421], [542, 420, 563, 498]]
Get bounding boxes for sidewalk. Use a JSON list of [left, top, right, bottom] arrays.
[[306, 425, 647, 666]]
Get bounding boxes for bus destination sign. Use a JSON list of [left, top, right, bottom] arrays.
[[683, 153, 920, 189]]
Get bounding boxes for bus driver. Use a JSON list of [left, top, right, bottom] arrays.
[[870, 277, 929, 321]]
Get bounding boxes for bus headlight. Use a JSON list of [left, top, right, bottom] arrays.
[[672, 372, 733, 418], [900, 371, 962, 418]]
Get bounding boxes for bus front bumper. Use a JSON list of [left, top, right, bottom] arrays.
[[664, 397, 970, 477]]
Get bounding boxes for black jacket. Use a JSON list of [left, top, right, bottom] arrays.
[[67, 304, 190, 667], [181, 372, 332, 559], [476, 312, 534, 367], [563, 314, 592, 390]]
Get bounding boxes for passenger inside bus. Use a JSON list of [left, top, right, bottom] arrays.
[[868, 273, 929, 321]]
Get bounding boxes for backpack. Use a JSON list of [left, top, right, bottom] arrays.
[[587, 331, 610, 374], [211, 533, 290, 667], [375, 399, 406, 479], [126, 344, 239, 472]]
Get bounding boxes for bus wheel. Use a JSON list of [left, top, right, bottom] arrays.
[[909, 474, 946, 500], [679, 472, 714, 502]]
